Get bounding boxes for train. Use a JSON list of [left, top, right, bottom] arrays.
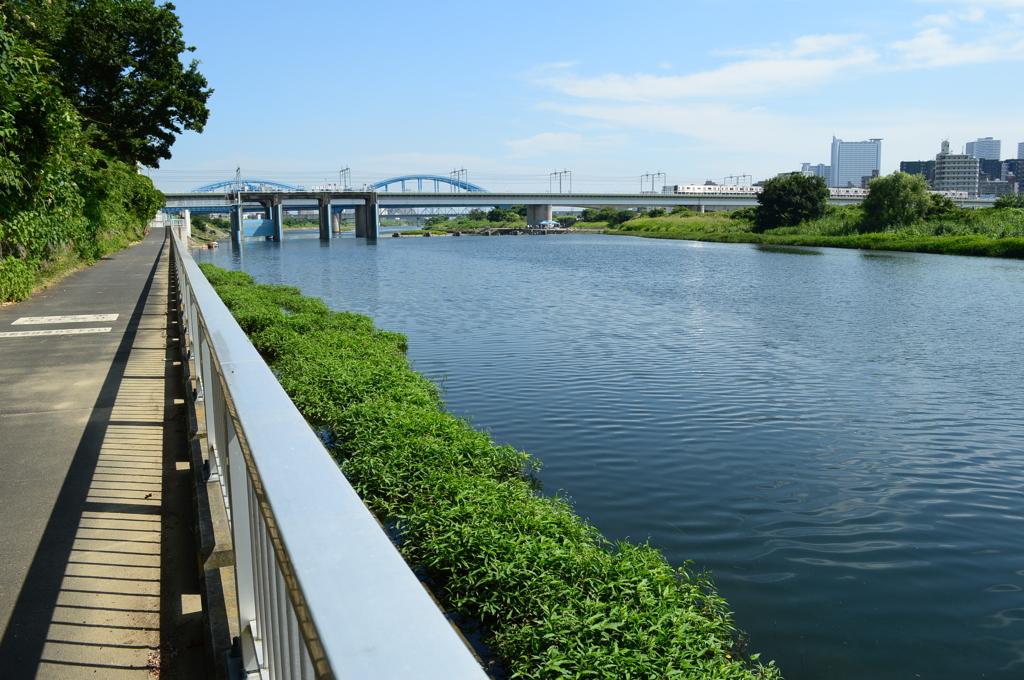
[[661, 185, 969, 200]]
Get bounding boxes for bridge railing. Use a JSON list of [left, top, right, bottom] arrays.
[[168, 229, 488, 680]]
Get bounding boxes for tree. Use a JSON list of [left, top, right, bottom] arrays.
[[607, 210, 636, 226], [646, 208, 666, 218], [861, 172, 932, 231], [425, 215, 450, 227], [994, 193, 1024, 209], [466, 208, 487, 221], [11, 0, 212, 167], [753, 173, 829, 232]]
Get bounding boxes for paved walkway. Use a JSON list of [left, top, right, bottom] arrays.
[[0, 230, 209, 678]]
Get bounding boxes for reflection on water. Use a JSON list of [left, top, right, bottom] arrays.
[[196, 234, 1024, 680]]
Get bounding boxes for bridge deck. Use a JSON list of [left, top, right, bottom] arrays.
[[0, 231, 209, 678]]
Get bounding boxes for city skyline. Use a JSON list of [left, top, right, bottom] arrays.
[[151, 0, 1024, 193]]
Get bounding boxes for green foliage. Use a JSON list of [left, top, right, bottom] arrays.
[[607, 210, 636, 226], [555, 215, 577, 227], [425, 215, 451, 227], [754, 173, 829, 233], [925, 194, 960, 221], [0, 256, 33, 301], [10, 0, 212, 167], [645, 208, 666, 218], [487, 207, 519, 222], [861, 172, 932, 231], [466, 208, 487, 221], [994, 193, 1024, 209], [670, 205, 694, 216], [200, 264, 780, 680], [0, 15, 162, 300], [728, 206, 758, 221]]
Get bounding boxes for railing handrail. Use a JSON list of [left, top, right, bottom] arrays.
[[169, 229, 488, 679]]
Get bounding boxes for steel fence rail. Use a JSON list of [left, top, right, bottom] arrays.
[[169, 229, 488, 680]]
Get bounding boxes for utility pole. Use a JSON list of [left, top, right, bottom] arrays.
[[549, 169, 572, 193], [339, 166, 351, 189], [235, 166, 242, 191], [450, 168, 467, 192], [724, 174, 752, 186], [640, 172, 665, 193]]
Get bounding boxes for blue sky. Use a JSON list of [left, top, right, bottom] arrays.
[[151, 0, 1024, 193]]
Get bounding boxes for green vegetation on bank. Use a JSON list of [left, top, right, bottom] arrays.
[[586, 172, 1024, 259], [199, 263, 780, 680], [0, 2, 211, 301]]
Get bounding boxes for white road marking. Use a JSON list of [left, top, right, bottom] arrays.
[[12, 314, 119, 325], [0, 327, 112, 338]]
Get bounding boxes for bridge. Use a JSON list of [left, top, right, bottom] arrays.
[[161, 175, 997, 242]]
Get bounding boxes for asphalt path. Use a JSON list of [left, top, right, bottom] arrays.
[[0, 230, 207, 678]]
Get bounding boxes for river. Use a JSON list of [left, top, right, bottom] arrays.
[[194, 231, 1024, 679]]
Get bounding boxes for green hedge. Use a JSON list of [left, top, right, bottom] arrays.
[[199, 263, 780, 680]]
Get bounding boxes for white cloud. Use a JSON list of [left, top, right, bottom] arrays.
[[504, 132, 628, 157], [536, 41, 876, 102], [890, 26, 1024, 66]]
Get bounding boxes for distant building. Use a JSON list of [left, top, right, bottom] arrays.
[[800, 162, 830, 179], [861, 169, 880, 188], [933, 140, 979, 197], [979, 158, 1002, 181], [900, 160, 936, 183], [1002, 159, 1024, 184], [978, 179, 1012, 197], [1018, 142, 1024, 160], [830, 137, 882, 188], [966, 137, 1001, 160]]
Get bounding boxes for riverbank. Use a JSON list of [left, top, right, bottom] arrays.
[[198, 263, 780, 680], [588, 209, 1024, 259]]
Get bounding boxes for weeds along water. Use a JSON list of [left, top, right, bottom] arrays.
[[199, 263, 781, 680]]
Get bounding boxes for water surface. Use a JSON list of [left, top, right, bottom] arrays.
[[196, 232, 1024, 679]]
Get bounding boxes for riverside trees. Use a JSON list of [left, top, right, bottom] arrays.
[[0, 2, 208, 301], [861, 172, 932, 231], [753, 172, 829, 232]]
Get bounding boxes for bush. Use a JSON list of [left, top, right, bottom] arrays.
[[0, 257, 34, 302]]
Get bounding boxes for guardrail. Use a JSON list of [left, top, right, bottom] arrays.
[[169, 229, 488, 679]]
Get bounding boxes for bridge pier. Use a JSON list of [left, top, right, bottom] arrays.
[[526, 204, 553, 227], [354, 204, 380, 240], [231, 205, 242, 245], [273, 204, 283, 241], [318, 198, 332, 241], [331, 210, 341, 235]]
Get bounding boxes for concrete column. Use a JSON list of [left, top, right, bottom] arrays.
[[331, 210, 341, 234], [354, 205, 367, 238], [536, 204, 553, 223], [180, 209, 192, 243], [318, 199, 331, 240], [365, 203, 379, 241], [231, 205, 241, 245], [273, 204, 283, 242], [526, 205, 536, 227]]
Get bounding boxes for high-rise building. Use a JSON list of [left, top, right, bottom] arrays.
[[900, 160, 936, 183], [830, 137, 882, 188], [1018, 142, 1024, 160], [933, 140, 979, 197], [966, 137, 1001, 160]]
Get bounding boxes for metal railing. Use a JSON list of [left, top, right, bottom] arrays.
[[169, 229, 488, 680]]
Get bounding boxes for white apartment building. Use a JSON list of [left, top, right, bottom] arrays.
[[933, 140, 979, 197], [830, 137, 882, 188], [965, 137, 1001, 160]]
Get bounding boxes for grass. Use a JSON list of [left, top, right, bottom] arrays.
[[589, 208, 1024, 259], [199, 263, 781, 680]]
